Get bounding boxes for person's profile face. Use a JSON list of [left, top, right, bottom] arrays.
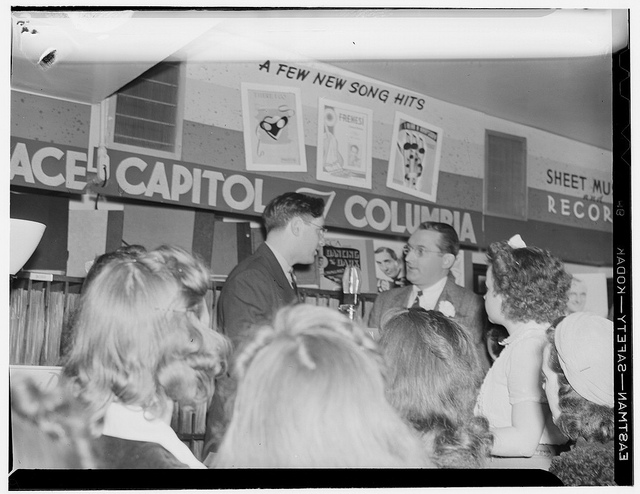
[[567, 278, 587, 313], [541, 344, 562, 423], [298, 216, 325, 264], [404, 230, 447, 288], [483, 268, 506, 326], [375, 251, 401, 279]]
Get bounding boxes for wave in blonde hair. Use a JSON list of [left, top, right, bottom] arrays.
[[214, 304, 431, 468]]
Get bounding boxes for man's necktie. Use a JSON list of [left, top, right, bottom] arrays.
[[290, 269, 301, 302], [411, 290, 423, 309]]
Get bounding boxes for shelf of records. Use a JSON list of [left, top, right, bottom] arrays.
[[9, 271, 377, 368]]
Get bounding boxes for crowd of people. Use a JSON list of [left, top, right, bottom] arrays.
[[10, 192, 615, 485]]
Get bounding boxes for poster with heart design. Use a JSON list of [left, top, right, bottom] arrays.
[[241, 83, 307, 172], [386, 112, 443, 202]]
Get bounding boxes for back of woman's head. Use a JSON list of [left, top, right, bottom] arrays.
[[143, 244, 216, 331], [380, 308, 481, 425], [545, 313, 614, 442], [379, 309, 492, 467], [63, 253, 229, 425], [487, 240, 571, 324], [82, 244, 147, 293], [145, 245, 210, 304], [215, 304, 429, 468]]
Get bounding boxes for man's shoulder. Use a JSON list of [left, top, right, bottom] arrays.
[[225, 244, 276, 281], [445, 276, 481, 303], [94, 436, 188, 469], [375, 285, 413, 305]]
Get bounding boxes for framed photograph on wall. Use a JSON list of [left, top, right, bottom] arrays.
[[241, 83, 307, 172], [316, 98, 373, 189], [566, 272, 609, 317], [386, 112, 443, 202], [372, 238, 407, 293], [318, 233, 376, 294]]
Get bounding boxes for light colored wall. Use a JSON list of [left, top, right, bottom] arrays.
[[184, 61, 610, 178], [182, 61, 612, 228], [11, 91, 91, 148], [10, 58, 613, 265]]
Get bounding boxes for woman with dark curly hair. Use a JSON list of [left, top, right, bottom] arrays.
[[474, 235, 570, 467], [62, 246, 231, 468], [379, 307, 493, 468], [542, 312, 615, 485]]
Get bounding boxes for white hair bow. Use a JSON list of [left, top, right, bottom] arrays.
[[507, 234, 527, 249]]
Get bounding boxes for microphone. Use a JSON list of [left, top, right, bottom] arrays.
[[341, 265, 362, 320]]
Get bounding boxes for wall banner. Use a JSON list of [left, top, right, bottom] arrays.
[[528, 188, 613, 232], [11, 137, 482, 245], [11, 138, 91, 193]]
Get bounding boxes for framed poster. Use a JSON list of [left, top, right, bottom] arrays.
[[566, 272, 609, 317], [316, 98, 373, 189], [318, 233, 376, 293], [241, 83, 307, 172], [386, 112, 443, 202], [372, 239, 407, 293]]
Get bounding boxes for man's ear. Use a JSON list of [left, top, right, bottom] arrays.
[[290, 217, 302, 237], [442, 253, 456, 270]]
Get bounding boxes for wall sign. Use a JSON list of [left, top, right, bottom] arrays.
[[11, 139, 90, 193], [528, 189, 613, 232], [11, 137, 481, 245], [257, 60, 427, 111]]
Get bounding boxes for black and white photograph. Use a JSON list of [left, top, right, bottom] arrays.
[[7, 5, 631, 490]]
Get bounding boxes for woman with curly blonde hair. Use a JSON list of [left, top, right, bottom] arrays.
[[475, 235, 570, 467], [213, 304, 431, 468], [62, 245, 231, 468], [379, 307, 493, 468]]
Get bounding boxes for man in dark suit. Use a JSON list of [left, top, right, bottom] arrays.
[[217, 192, 326, 346], [368, 221, 491, 374], [203, 192, 325, 459]]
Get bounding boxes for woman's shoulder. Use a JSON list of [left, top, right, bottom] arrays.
[[506, 329, 547, 356], [94, 435, 190, 469]]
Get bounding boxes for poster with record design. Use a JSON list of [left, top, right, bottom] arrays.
[[241, 83, 307, 172], [316, 98, 373, 189], [386, 112, 443, 202]]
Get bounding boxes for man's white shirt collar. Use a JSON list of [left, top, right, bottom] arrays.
[[409, 275, 448, 310]]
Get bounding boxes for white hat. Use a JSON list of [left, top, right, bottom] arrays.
[[554, 312, 614, 407]]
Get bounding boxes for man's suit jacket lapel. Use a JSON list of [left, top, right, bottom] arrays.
[[436, 274, 459, 308]]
